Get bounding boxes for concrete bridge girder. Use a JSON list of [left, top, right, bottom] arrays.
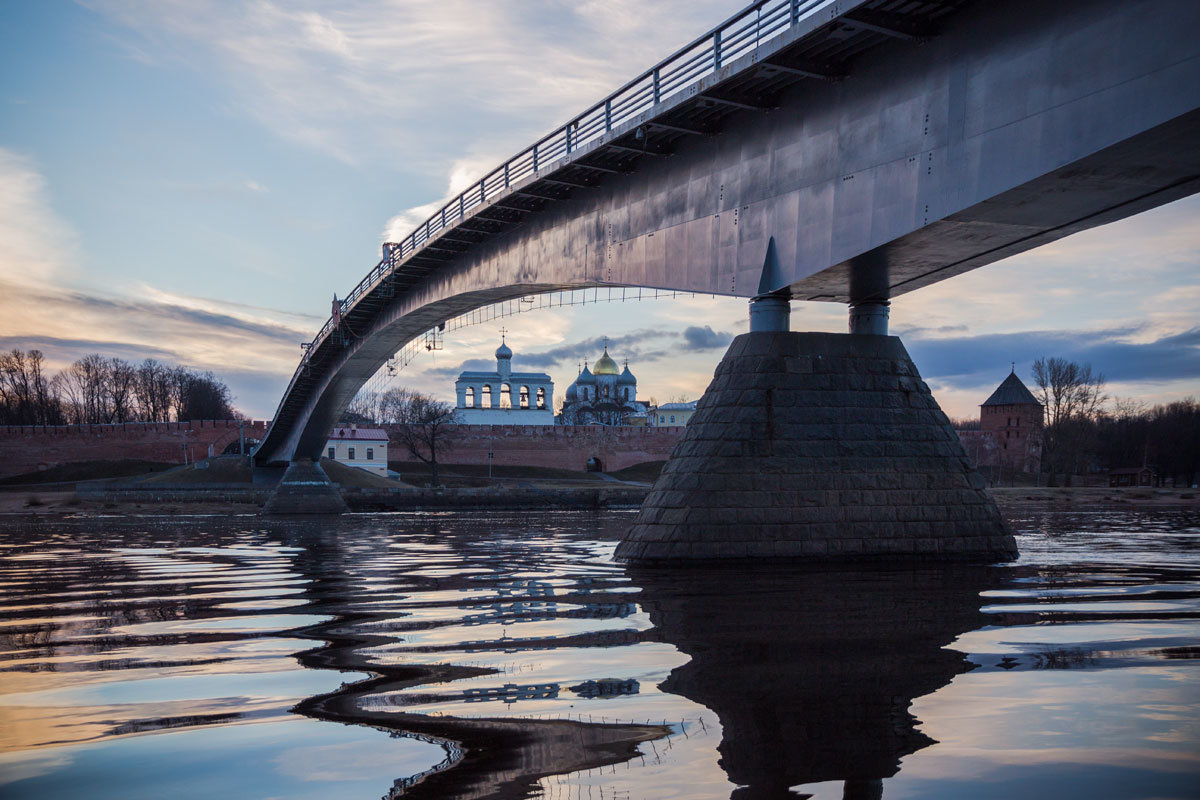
[[257, 0, 1200, 466]]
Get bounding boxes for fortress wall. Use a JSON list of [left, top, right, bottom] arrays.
[[0, 420, 268, 479], [383, 424, 686, 472]]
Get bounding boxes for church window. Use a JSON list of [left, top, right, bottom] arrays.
[[519, 386, 530, 409], [623, 388, 629, 401], [582, 388, 588, 401], [500, 383, 512, 409], [348, 447, 356, 460], [366, 447, 374, 461], [536, 387, 546, 409], [670, 415, 676, 424], [465, 386, 475, 408], [482, 385, 493, 407]]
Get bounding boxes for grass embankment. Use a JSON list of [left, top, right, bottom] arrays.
[[989, 486, 1198, 506], [608, 461, 665, 483], [318, 458, 407, 488], [388, 461, 609, 488], [0, 459, 174, 487], [138, 456, 406, 489], [138, 456, 254, 484]]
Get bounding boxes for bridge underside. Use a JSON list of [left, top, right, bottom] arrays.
[[257, 0, 1200, 468]]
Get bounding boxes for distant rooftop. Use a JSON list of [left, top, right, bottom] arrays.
[[656, 401, 697, 411], [329, 426, 388, 441], [981, 373, 1040, 407]]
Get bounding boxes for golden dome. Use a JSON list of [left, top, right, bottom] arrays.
[[593, 348, 619, 375]]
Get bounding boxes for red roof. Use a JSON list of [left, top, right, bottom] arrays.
[[329, 426, 388, 441]]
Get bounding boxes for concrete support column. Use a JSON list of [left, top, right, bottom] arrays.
[[749, 294, 790, 332], [849, 302, 890, 335], [455, 386, 466, 408]]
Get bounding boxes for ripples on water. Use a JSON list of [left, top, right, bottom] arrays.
[[0, 508, 1197, 799]]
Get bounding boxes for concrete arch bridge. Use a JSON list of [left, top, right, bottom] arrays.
[[256, 0, 1200, 558]]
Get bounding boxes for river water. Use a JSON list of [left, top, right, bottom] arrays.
[[0, 508, 1197, 799]]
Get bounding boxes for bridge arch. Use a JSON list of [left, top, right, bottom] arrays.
[[255, 0, 1200, 466]]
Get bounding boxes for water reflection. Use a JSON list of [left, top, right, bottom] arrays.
[[1, 509, 1197, 799], [632, 565, 998, 799]]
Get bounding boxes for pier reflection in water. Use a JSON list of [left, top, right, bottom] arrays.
[[632, 565, 999, 800], [0, 509, 1197, 799]]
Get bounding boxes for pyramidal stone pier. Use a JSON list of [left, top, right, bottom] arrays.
[[261, 459, 348, 515], [615, 332, 1017, 563]]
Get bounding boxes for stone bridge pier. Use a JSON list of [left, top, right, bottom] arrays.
[[616, 297, 1016, 563]]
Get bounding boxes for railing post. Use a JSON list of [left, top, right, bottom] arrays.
[[459, 194, 465, 218], [605, 99, 612, 132], [566, 124, 572, 154], [504, 162, 510, 188], [714, 29, 722, 69], [653, 68, 661, 104], [533, 143, 539, 173], [479, 179, 485, 203], [791, 0, 800, 25]]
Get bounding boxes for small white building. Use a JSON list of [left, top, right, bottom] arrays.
[[325, 425, 388, 475], [454, 337, 555, 425], [650, 401, 698, 427]]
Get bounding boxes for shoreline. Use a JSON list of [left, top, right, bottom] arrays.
[[0, 484, 1195, 517]]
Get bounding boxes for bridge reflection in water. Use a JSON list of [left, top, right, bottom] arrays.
[[632, 564, 997, 799]]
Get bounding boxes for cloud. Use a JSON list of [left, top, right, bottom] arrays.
[[904, 325, 1200, 388], [681, 325, 733, 351], [0, 148, 77, 286], [0, 279, 312, 416], [84, 0, 730, 167]]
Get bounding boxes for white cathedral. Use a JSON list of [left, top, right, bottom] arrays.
[[454, 336, 555, 425], [559, 342, 647, 426]]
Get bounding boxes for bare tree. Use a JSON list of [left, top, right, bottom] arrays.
[[1032, 357, 1107, 486], [135, 359, 174, 422], [343, 389, 380, 424], [383, 389, 457, 486], [108, 358, 138, 422], [0, 349, 63, 425], [59, 354, 113, 424]]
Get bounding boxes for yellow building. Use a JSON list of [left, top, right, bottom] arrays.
[[650, 401, 697, 427], [324, 426, 388, 476]]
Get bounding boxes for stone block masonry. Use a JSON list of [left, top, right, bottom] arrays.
[[0, 420, 268, 480], [616, 332, 1017, 563]]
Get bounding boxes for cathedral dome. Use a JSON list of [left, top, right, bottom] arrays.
[[576, 364, 596, 383], [565, 382, 578, 401], [617, 363, 636, 385], [495, 339, 512, 360], [593, 348, 619, 375]]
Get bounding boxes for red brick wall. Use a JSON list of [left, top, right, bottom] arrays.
[[0, 420, 268, 479], [978, 403, 1044, 471], [383, 424, 685, 472]]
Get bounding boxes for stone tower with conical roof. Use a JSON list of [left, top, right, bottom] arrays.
[[979, 369, 1043, 472]]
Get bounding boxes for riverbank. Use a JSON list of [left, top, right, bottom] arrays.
[[1, 484, 1195, 517]]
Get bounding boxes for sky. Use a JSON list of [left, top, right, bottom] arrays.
[[1, 0, 1197, 421]]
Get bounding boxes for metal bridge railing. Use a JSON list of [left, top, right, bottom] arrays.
[[298, 0, 834, 370]]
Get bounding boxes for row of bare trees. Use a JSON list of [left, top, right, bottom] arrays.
[[0, 349, 238, 426], [1032, 357, 1198, 487], [343, 387, 457, 486]]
